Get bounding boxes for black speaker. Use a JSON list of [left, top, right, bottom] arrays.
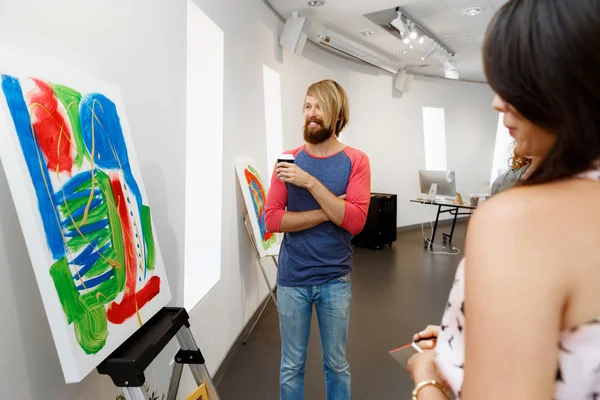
[[352, 193, 397, 249]]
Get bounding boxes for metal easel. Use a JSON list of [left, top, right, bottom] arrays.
[[97, 307, 220, 400], [242, 213, 279, 345]]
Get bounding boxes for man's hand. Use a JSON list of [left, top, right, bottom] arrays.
[[276, 162, 313, 188]]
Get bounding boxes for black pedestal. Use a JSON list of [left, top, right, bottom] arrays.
[[352, 193, 397, 250]]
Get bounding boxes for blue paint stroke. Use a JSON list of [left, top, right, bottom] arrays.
[[64, 219, 108, 236], [2, 75, 65, 259], [58, 170, 96, 198], [76, 269, 113, 291], [80, 93, 147, 275], [71, 240, 110, 279], [54, 188, 102, 204]]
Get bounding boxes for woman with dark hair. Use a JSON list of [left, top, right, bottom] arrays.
[[407, 1, 600, 399]]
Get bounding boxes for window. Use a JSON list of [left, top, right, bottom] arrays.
[[422, 107, 447, 171], [489, 113, 514, 186], [184, 0, 224, 311], [263, 65, 284, 186]]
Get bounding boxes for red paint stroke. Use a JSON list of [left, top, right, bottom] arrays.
[[244, 169, 273, 242], [106, 175, 160, 324], [28, 79, 74, 173]]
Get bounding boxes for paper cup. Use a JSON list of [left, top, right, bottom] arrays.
[[277, 154, 295, 164]]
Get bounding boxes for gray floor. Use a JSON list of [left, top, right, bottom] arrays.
[[215, 223, 466, 399]]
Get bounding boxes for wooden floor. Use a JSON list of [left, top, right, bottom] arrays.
[[215, 223, 466, 399]]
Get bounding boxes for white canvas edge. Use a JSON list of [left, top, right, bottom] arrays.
[[0, 54, 172, 383]]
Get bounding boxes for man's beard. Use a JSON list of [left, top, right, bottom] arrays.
[[303, 118, 333, 144]]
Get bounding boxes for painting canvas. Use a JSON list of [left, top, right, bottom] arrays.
[[0, 56, 172, 383], [235, 159, 282, 257]]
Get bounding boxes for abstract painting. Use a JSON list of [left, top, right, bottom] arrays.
[[235, 159, 282, 257], [0, 56, 171, 383]]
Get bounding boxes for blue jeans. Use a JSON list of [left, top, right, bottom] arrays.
[[277, 274, 352, 400]]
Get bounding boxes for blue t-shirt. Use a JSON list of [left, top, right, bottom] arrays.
[[265, 145, 371, 287]]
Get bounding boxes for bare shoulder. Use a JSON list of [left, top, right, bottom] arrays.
[[467, 178, 600, 329], [467, 178, 600, 284], [471, 178, 600, 236]]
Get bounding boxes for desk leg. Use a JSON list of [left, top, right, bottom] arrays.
[[448, 208, 459, 243], [429, 205, 442, 250]]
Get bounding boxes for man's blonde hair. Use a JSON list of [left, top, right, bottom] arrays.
[[305, 80, 349, 137]]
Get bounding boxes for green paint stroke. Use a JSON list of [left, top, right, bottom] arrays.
[[73, 306, 108, 355], [141, 206, 156, 271], [98, 171, 126, 292], [81, 276, 119, 309], [62, 202, 108, 232], [51, 84, 88, 167], [85, 248, 116, 278], [50, 258, 108, 354], [67, 228, 110, 253]]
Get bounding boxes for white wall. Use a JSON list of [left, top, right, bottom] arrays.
[[345, 75, 498, 227], [0, 0, 498, 399]]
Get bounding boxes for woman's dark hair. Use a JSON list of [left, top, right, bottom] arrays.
[[483, 0, 600, 185]]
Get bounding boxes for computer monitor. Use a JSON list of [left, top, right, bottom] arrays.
[[419, 170, 457, 199]]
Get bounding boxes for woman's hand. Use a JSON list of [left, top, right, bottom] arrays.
[[413, 325, 441, 350], [407, 349, 442, 383]]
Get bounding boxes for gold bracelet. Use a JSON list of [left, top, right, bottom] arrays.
[[412, 380, 451, 400]]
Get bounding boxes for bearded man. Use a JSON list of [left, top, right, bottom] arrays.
[[265, 79, 371, 400]]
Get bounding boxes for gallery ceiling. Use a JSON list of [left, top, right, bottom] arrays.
[[267, 0, 509, 82]]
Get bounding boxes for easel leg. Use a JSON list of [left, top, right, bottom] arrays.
[[243, 294, 272, 345], [258, 257, 277, 306], [176, 327, 221, 400], [166, 362, 184, 400], [121, 387, 148, 400], [243, 255, 278, 345]]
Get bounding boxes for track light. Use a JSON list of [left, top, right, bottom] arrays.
[[421, 49, 435, 61], [391, 10, 411, 45], [408, 22, 418, 40], [421, 45, 437, 61]]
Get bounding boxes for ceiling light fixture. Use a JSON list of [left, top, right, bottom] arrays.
[[408, 22, 418, 40], [390, 10, 411, 44], [461, 7, 484, 16], [359, 29, 376, 37], [421, 47, 437, 61], [418, 36, 425, 45], [397, 50, 409, 55], [307, 0, 325, 6]]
